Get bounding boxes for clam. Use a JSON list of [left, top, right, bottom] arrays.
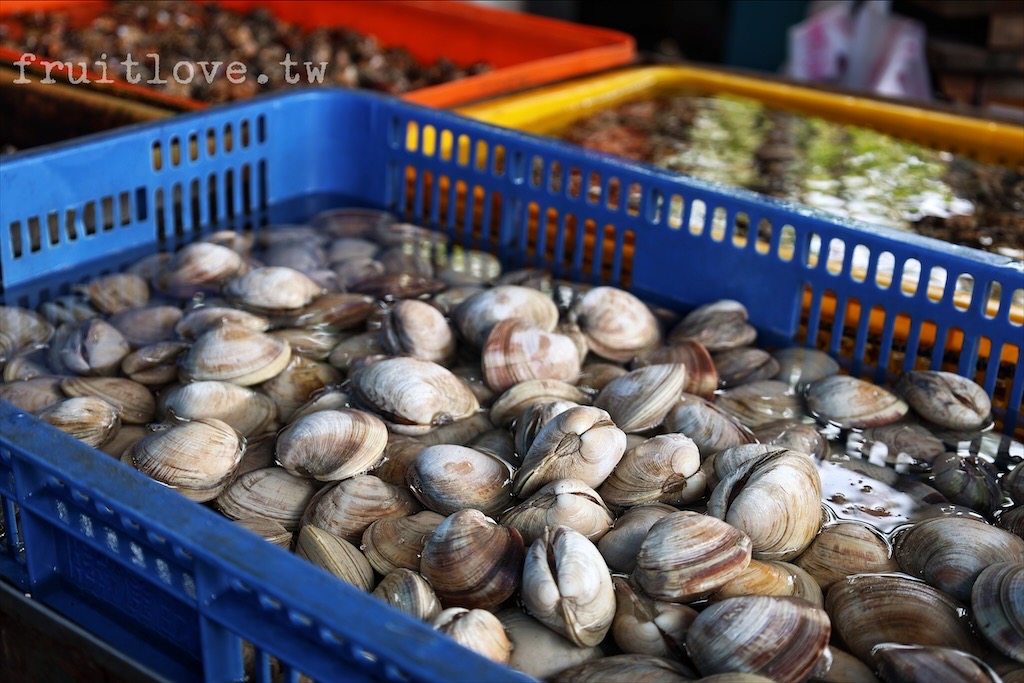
[[0, 377, 65, 413], [513, 406, 626, 497], [161, 381, 278, 437], [351, 272, 446, 299], [851, 422, 946, 469], [572, 286, 661, 362], [594, 364, 687, 434], [276, 409, 387, 482], [282, 292, 376, 331], [288, 388, 351, 423], [85, 273, 149, 315], [268, 328, 344, 362], [448, 364, 497, 408], [435, 247, 502, 287], [407, 445, 514, 518], [598, 434, 705, 507], [597, 503, 675, 573], [707, 449, 823, 561], [931, 453, 1002, 516], [39, 295, 97, 327], [99, 424, 148, 458], [179, 324, 291, 386], [60, 376, 155, 425], [349, 356, 480, 436], [894, 516, 1024, 603], [482, 319, 581, 392], [552, 654, 695, 683], [107, 305, 183, 348], [1002, 464, 1024, 505], [813, 647, 881, 683], [807, 376, 909, 429], [633, 340, 719, 400], [35, 396, 120, 448], [370, 437, 428, 486], [825, 573, 984, 662], [576, 362, 629, 394], [332, 257, 386, 290], [216, 467, 323, 530], [897, 371, 992, 431], [257, 354, 342, 422], [431, 608, 512, 665], [235, 433, 278, 477], [793, 522, 899, 589], [701, 444, 777, 491], [500, 479, 613, 546], [753, 420, 828, 459], [419, 509, 525, 610], [371, 221, 447, 250], [454, 285, 559, 348], [971, 561, 1024, 663], [223, 267, 324, 315], [497, 608, 603, 680], [3, 354, 50, 382], [234, 516, 292, 549], [872, 644, 1002, 683], [710, 559, 823, 607], [489, 379, 591, 428], [407, 413, 494, 448], [378, 243, 435, 278], [1000, 505, 1024, 539], [469, 429, 519, 467], [514, 400, 581, 459], [303, 474, 421, 544], [772, 347, 840, 390], [663, 393, 756, 457], [522, 525, 615, 647], [326, 330, 383, 371], [380, 299, 456, 364], [175, 306, 270, 340], [668, 300, 756, 352], [372, 568, 442, 622], [611, 576, 695, 658], [0, 306, 55, 365], [57, 318, 130, 376], [361, 510, 446, 576], [430, 286, 485, 317], [686, 596, 830, 682], [713, 347, 780, 388], [125, 418, 244, 502], [715, 380, 803, 430], [295, 525, 375, 592], [156, 242, 247, 296], [633, 511, 752, 603], [311, 207, 394, 237], [264, 240, 327, 274], [327, 237, 379, 265]]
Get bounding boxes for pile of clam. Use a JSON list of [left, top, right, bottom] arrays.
[[1, 208, 1022, 683]]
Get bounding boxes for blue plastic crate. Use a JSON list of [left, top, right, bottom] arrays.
[[0, 88, 1021, 682]]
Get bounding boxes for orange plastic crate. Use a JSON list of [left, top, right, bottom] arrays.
[[0, 0, 635, 109]]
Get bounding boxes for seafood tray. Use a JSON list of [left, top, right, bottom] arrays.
[[0, 0, 635, 110], [0, 88, 1022, 681]]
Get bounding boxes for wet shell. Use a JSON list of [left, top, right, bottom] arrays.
[[35, 396, 120, 448], [576, 362, 629, 393], [407, 445, 513, 518], [180, 324, 291, 386], [715, 380, 803, 430], [107, 305, 183, 349], [668, 300, 756, 352], [361, 510, 445, 576], [372, 568, 442, 622], [351, 272, 446, 299], [513, 406, 627, 498], [99, 424, 148, 458], [58, 318, 130, 376], [431, 608, 512, 665], [288, 388, 351, 424], [157, 242, 247, 296], [663, 393, 756, 457], [522, 525, 615, 647], [853, 422, 946, 469], [824, 573, 984, 662], [931, 453, 1002, 516], [793, 522, 899, 589], [772, 347, 840, 390], [700, 444, 777, 491], [311, 207, 395, 237], [39, 295, 97, 327], [488, 379, 591, 428], [897, 371, 992, 431], [453, 285, 559, 348], [971, 561, 1024, 663], [710, 559, 823, 607], [815, 647, 881, 683], [326, 331, 382, 371], [572, 286, 662, 362], [707, 449, 823, 561], [59, 376, 155, 425], [753, 420, 828, 459], [269, 328, 343, 362], [349, 357, 480, 435], [86, 273, 149, 315], [121, 341, 191, 386], [419, 509, 525, 610], [3, 354, 50, 382], [234, 517, 292, 549], [611, 576, 696, 658], [327, 237, 379, 265], [126, 418, 244, 502], [1000, 505, 1024, 539], [599, 434, 705, 507], [295, 525, 374, 592], [633, 340, 718, 400], [303, 474, 421, 544], [634, 511, 752, 603], [686, 596, 830, 681], [807, 376, 909, 429], [894, 516, 1024, 603], [276, 409, 387, 482], [175, 306, 271, 340], [162, 381, 278, 437], [257, 354, 342, 422], [598, 503, 676, 573], [713, 347, 780, 389], [216, 467, 322, 530], [482, 319, 581, 393], [0, 377, 65, 413], [499, 479, 613, 546], [594, 364, 687, 434], [871, 644, 1002, 683], [370, 438, 428, 487], [514, 400, 581, 459], [380, 299, 456, 364], [0, 306, 55, 364], [223, 266, 324, 314], [552, 654, 694, 683], [497, 608, 603, 680], [435, 247, 502, 287], [283, 292, 376, 331]]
